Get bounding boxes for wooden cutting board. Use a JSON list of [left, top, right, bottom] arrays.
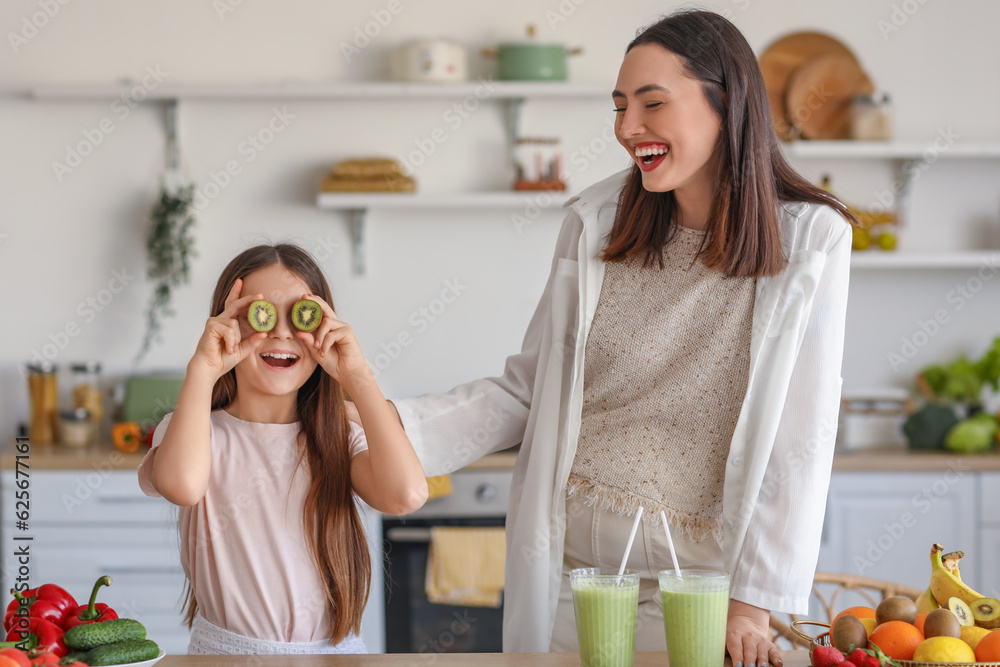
[[785, 53, 874, 139], [758, 31, 858, 140]]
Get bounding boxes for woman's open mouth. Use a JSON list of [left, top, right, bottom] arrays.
[[635, 143, 669, 172], [260, 351, 300, 370]]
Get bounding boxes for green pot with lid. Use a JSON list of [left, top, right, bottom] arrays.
[[483, 25, 583, 81]]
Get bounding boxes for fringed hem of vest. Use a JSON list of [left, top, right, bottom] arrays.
[[566, 475, 723, 545]]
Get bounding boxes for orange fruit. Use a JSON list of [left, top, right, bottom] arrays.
[[976, 629, 1000, 662], [869, 620, 924, 661], [914, 613, 927, 635], [833, 606, 877, 627]]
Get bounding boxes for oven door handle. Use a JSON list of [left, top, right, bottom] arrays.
[[385, 527, 432, 543]]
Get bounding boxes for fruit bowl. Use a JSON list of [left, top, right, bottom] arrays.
[[792, 621, 1000, 667]]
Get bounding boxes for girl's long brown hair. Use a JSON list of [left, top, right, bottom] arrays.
[[181, 243, 370, 645], [603, 9, 857, 276]]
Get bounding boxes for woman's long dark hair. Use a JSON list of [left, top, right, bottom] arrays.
[[603, 9, 856, 276], [181, 243, 370, 645]]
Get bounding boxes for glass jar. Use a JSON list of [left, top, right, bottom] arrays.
[[59, 408, 94, 448], [27, 362, 59, 445], [71, 361, 103, 431], [850, 93, 893, 141]]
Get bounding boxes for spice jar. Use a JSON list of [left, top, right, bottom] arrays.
[[59, 408, 94, 448], [71, 361, 103, 430], [27, 362, 59, 445]]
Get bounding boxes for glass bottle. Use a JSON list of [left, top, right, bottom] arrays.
[[71, 361, 103, 432]]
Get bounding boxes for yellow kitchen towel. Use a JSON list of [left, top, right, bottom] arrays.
[[426, 475, 453, 500], [425, 527, 506, 608]]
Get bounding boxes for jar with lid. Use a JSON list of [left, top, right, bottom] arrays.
[[71, 361, 103, 431], [26, 362, 58, 445], [59, 408, 94, 448], [850, 92, 893, 141]]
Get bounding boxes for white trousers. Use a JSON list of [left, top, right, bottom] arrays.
[[550, 492, 725, 652]]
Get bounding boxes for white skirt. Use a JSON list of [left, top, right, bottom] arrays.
[[188, 613, 368, 655]]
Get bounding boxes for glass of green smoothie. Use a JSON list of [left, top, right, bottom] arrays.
[[570, 567, 640, 667], [658, 569, 730, 667]]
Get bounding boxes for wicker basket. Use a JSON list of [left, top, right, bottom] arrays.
[[790, 620, 1000, 667]]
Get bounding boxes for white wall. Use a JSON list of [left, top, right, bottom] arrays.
[[2, 0, 999, 434]]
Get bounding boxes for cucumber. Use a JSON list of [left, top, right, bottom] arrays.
[[63, 619, 146, 650], [81, 639, 159, 666]]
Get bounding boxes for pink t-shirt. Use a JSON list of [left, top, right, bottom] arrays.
[[137, 409, 368, 643]]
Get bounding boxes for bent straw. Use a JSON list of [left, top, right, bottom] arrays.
[[617, 505, 644, 577], [659, 510, 682, 577]]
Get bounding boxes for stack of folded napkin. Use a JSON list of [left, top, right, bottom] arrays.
[[320, 158, 416, 192]]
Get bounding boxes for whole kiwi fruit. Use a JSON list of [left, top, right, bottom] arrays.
[[248, 300, 277, 332], [291, 299, 322, 332], [876, 595, 918, 625], [831, 614, 868, 653], [923, 607, 961, 638]]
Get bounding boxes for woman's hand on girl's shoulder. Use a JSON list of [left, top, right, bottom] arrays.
[[191, 278, 268, 380], [295, 293, 371, 388]]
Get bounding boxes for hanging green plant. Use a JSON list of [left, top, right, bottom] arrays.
[[135, 183, 198, 363]]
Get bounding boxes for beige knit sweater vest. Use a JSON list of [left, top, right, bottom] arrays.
[[568, 226, 756, 543]]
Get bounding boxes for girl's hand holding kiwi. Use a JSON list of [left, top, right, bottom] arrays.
[[191, 278, 268, 379], [294, 293, 371, 387]]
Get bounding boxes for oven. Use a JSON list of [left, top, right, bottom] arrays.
[[382, 469, 512, 653]]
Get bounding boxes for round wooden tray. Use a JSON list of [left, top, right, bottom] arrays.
[[791, 620, 1000, 667]]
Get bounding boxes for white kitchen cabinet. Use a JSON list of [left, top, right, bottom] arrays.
[[979, 472, 1000, 598], [0, 470, 190, 654], [817, 472, 977, 590]]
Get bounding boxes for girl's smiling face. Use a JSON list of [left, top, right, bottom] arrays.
[[234, 263, 319, 398], [613, 43, 723, 195]]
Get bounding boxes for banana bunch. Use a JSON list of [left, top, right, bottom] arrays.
[[916, 543, 1000, 628]]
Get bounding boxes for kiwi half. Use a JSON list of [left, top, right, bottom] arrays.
[[291, 299, 322, 332], [972, 597, 1000, 629], [248, 300, 277, 332], [948, 596, 975, 626]]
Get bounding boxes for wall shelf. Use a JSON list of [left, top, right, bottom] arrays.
[[781, 140, 1000, 160], [850, 251, 1000, 270], [317, 191, 572, 275]]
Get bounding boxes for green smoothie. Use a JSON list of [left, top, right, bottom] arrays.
[[570, 568, 639, 667], [658, 570, 730, 667]]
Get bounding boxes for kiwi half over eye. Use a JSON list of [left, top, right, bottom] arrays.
[[291, 299, 322, 332], [248, 300, 277, 332]]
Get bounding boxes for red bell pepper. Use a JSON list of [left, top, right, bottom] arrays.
[[3, 586, 75, 632], [0, 618, 67, 657], [61, 577, 117, 630]]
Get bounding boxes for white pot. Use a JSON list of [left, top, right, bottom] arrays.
[[391, 39, 467, 83]]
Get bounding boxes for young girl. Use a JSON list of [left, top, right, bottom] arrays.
[[374, 9, 856, 666], [138, 243, 428, 654]]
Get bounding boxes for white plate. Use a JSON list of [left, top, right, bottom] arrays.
[[118, 648, 166, 667]]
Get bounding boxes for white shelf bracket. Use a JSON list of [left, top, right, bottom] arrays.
[[348, 208, 366, 275], [504, 97, 526, 180], [895, 157, 919, 229], [165, 99, 180, 171]]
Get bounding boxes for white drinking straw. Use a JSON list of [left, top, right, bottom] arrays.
[[659, 510, 683, 577], [617, 505, 644, 577]]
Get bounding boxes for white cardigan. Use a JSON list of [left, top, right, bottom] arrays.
[[392, 168, 853, 652]]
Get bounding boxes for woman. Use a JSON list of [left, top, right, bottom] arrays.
[[363, 9, 854, 665]]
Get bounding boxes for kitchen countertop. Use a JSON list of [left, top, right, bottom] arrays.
[[154, 652, 809, 666], [3, 438, 999, 472]]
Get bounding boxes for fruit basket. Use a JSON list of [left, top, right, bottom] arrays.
[[792, 620, 1000, 667]]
